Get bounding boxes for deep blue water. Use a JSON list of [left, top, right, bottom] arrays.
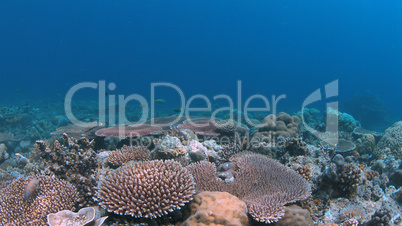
[[1, 0, 401, 131]]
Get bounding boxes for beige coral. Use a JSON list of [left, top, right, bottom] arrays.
[[106, 145, 150, 166], [186, 153, 311, 223], [0, 175, 78, 225], [97, 159, 195, 218], [273, 205, 314, 226], [182, 191, 249, 226]]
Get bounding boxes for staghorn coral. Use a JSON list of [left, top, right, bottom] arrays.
[[97, 159, 195, 218], [32, 134, 97, 208], [182, 191, 249, 226], [0, 175, 78, 225], [186, 153, 311, 223], [107, 145, 150, 166], [95, 124, 164, 138]]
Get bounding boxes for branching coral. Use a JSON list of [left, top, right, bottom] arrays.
[[186, 153, 311, 223], [97, 159, 195, 218], [32, 134, 97, 208], [0, 175, 78, 225], [106, 145, 150, 166]]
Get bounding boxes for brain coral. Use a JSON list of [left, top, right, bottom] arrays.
[[375, 121, 402, 159], [97, 159, 195, 218], [0, 175, 78, 225], [186, 153, 311, 223], [182, 191, 249, 226], [273, 205, 314, 226], [256, 112, 301, 138]]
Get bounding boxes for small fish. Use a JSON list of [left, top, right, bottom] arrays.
[[173, 108, 182, 113], [15, 89, 21, 92], [155, 99, 167, 104], [24, 178, 40, 202]]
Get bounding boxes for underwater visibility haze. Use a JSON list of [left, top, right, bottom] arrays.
[[0, 1, 402, 225]]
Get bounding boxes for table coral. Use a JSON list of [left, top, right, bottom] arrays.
[[186, 153, 311, 223]]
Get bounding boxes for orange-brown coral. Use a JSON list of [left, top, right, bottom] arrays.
[[273, 205, 314, 226], [297, 165, 311, 180], [182, 191, 249, 226], [365, 169, 380, 181], [0, 175, 78, 225], [106, 145, 150, 166], [97, 159, 195, 218], [186, 153, 311, 223]]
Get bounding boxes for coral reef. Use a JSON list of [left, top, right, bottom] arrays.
[[0, 175, 78, 225], [32, 134, 97, 208], [186, 153, 311, 223], [375, 121, 402, 159], [106, 145, 150, 166], [97, 159, 195, 218], [182, 191, 249, 226]]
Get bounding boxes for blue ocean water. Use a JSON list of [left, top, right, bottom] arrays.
[[0, 0, 401, 131]]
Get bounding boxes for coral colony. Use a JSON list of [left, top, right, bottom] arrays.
[[1, 86, 402, 226]]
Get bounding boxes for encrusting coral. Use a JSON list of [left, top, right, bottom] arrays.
[[186, 153, 311, 223], [0, 175, 78, 225], [97, 159, 195, 218], [182, 191, 249, 226]]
